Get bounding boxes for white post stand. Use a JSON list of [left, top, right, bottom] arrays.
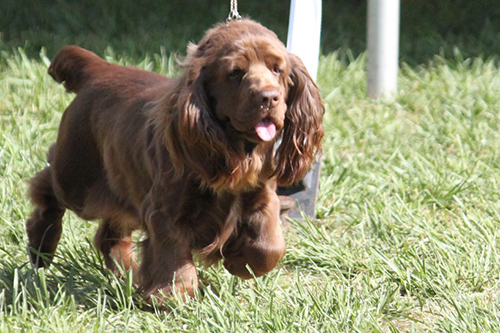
[[367, 0, 400, 98], [279, 0, 322, 220], [286, 0, 322, 82]]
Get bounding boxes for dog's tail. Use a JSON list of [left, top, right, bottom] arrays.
[[48, 46, 108, 93]]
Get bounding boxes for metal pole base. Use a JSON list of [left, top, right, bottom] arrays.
[[277, 161, 321, 222]]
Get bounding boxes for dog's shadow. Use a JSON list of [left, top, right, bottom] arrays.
[[0, 240, 234, 312], [0, 240, 146, 312]]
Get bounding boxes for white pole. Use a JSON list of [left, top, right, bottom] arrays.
[[283, 0, 322, 220], [367, 0, 400, 98], [287, 0, 322, 82]]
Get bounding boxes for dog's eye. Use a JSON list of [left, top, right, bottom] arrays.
[[229, 68, 245, 81], [272, 65, 281, 75]]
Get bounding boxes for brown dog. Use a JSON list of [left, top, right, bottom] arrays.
[[26, 19, 324, 301]]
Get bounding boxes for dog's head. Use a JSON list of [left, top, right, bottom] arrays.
[[167, 19, 324, 189]]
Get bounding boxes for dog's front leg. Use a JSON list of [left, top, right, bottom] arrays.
[[222, 184, 286, 279], [139, 201, 198, 303], [139, 237, 198, 302]]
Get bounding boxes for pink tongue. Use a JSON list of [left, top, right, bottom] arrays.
[[255, 119, 277, 141]]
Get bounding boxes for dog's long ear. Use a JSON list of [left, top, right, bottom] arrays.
[[275, 53, 324, 186], [177, 69, 226, 150], [164, 46, 227, 184]]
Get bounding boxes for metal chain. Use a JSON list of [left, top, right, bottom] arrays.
[[227, 0, 242, 22]]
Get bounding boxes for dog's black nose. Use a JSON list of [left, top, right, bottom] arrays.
[[259, 90, 280, 109]]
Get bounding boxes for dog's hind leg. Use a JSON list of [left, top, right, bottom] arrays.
[[26, 167, 66, 268]]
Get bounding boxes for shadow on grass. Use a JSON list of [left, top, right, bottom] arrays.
[[0, 241, 225, 313], [0, 241, 147, 313]]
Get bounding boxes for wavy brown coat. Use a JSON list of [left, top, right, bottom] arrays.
[[26, 19, 324, 301]]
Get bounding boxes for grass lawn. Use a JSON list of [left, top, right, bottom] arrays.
[[2, 0, 500, 332]]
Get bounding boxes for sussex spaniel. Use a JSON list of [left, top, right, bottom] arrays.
[[26, 19, 324, 301]]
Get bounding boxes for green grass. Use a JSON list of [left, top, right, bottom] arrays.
[[3, 48, 500, 332], [3, 0, 500, 331]]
